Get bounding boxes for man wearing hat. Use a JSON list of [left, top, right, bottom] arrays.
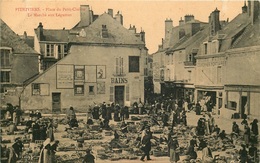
[[8, 137, 23, 162], [140, 126, 152, 161], [83, 149, 95, 163]]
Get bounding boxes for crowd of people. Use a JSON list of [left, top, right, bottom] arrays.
[[0, 98, 259, 163]]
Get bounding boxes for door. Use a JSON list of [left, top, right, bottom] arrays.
[[115, 86, 124, 106], [241, 96, 247, 118], [52, 93, 61, 113]]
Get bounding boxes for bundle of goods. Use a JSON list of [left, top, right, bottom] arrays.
[[1, 139, 11, 143], [131, 116, 141, 121], [105, 131, 113, 136], [57, 143, 76, 151], [152, 126, 164, 134], [57, 118, 69, 125], [85, 131, 103, 140], [13, 129, 25, 135], [127, 124, 138, 132], [56, 153, 82, 163]]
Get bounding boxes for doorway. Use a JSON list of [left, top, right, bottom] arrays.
[[52, 92, 61, 113], [241, 96, 247, 118], [115, 86, 125, 106]]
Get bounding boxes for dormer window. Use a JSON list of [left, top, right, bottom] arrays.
[[101, 25, 108, 38], [46, 44, 55, 57]]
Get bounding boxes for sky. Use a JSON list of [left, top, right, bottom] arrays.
[[0, 0, 245, 54]]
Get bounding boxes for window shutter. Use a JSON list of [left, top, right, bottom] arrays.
[[121, 57, 124, 74], [126, 85, 129, 101], [109, 86, 114, 102], [116, 58, 119, 75]]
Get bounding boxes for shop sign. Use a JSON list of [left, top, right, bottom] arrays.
[[111, 77, 128, 84]]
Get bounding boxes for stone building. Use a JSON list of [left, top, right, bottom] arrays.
[[0, 19, 39, 106], [21, 7, 148, 112], [152, 15, 208, 98], [195, 1, 260, 118]]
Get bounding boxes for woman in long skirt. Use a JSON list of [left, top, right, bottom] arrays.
[[38, 138, 51, 163]]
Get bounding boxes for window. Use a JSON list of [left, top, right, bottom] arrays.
[[74, 85, 84, 95], [1, 71, 10, 83], [74, 66, 85, 80], [1, 48, 11, 67], [204, 43, 208, 55], [32, 83, 40, 95], [32, 83, 49, 95], [115, 57, 124, 75], [188, 70, 191, 81], [144, 68, 148, 76], [217, 66, 222, 84], [227, 101, 237, 110], [89, 86, 94, 95], [129, 56, 140, 72], [46, 44, 55, 57]]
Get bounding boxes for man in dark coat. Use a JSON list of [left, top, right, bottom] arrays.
[[92, 105, 100, 120], [140, 128, 152, 161]]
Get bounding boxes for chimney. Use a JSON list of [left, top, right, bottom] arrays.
[[209, 8, 221, 36], [80, 5, 90, 27], [101, 25, 109, 38], [108, 9, 113, 17], [242, 1, 248, 13], [129, 24, 136, 34], [165, 18, 173, 38], [248, 0, 259, 24], [184, 15, 195, 22], [179, 17, 185, 26], [37, 22, 44, 41], [114, 11, 123, 25], [140, 29, 145, 43], [23, 31, 27, 39]]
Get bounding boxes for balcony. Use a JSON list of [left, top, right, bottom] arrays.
[[184, 60, 196, 67]]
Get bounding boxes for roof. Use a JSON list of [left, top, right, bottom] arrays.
[[173, 26, 209, 54], [0, 19, 38, 54], [215, 13, 250, 52], [232, 18, 260, 48], [36, 29, 70, 42], [69, 13, 145, 45], [20, 36, 34, 48]]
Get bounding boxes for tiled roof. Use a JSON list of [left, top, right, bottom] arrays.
[[216, 13, 250, 52], [174, 26, 209, 54], [232, 19, 260, 48], [0, 19, 38, 54], [37, 29, 70, 42], [69, 13, 144, 45], [20, 36, 34, 48]]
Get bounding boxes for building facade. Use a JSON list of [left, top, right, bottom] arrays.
[[21, 9, 148, 112], [0, 19, 39, 106], [195, 1, 260, 118]]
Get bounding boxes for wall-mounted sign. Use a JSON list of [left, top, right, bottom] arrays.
[[57, 64, 74, 88], [97, 65, 106, 79], [111, 78, 128, 84], [85, 66, 96, 82]]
